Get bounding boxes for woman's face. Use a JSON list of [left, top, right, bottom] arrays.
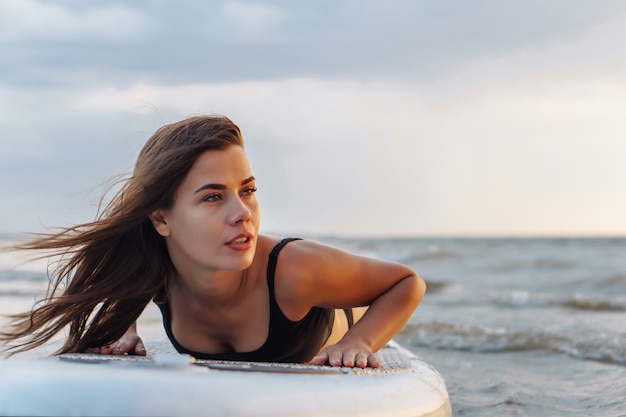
[[151, 145, 260, 274]]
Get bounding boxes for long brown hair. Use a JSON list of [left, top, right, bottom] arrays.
[[1, 115, 244, 355]]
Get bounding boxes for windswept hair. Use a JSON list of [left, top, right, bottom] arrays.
[[1, 115, 244, 355]]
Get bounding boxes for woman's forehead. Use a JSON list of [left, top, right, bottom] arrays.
[[183, 146, 252, 186]]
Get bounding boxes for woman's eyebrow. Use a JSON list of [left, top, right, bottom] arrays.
[[194, 176, 255, 194], [241, 176, 256, 185]]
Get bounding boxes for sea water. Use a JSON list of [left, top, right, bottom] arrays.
[[1, 235, 625, 416]]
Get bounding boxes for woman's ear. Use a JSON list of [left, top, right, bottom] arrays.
[[149, 210, 171, 237]]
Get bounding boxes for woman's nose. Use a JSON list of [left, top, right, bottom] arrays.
[[228, 198, 252, 225]]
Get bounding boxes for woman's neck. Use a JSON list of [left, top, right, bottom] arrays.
[[171, 268, 249, 309]]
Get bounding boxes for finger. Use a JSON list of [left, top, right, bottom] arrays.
[[355, 352, 369, 369], [112, 343, 125, 355], [100, 345, 112, 355], [327, 350, 343, 367], [311, 350, 329, 365], [133, 338, 147, 356], [368, 353, 381, 369], [86, 347, 100, 354], [342, 351, 357, 368]]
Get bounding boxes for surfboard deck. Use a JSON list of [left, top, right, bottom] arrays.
[[0, 340, 451, 417]]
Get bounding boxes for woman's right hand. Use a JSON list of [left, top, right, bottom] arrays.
[[86, 323, 147, 356]]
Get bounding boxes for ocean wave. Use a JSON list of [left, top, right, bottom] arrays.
[[488, 258, 576, 274], [0, 290, 41, 298], [359, 246, 457, 265], [0, 270, 47, 283], [335, 239, 458, 264], [417, 245, 456, 260], [0, 280, 48, 298], [494, 291, 626, 311], [596, 273, 626, 289], [399, 321, 626, 365], [563, 295, 626, 311], [422, 279, 452, 294]]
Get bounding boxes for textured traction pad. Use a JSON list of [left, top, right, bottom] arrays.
[[58, 342, 412, 375]]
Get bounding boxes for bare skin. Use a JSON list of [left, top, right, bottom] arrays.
[[90, 146, 426, 368]]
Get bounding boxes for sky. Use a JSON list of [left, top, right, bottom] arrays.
[[1, 0, 626, 237]]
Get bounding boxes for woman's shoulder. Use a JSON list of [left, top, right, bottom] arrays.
[[255, 235, 330, 267], [254, 235, 287, 258], [256, 235, 349, 287], [255, 235, 319, 315]]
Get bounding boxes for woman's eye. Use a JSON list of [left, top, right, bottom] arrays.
[[203, 193, 222, 202], [242, 186, 258, 196]]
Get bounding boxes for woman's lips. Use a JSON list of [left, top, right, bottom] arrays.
[[225, 234, 253, 250]]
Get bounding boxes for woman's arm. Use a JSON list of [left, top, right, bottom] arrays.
[[86, 322, 147, 356], [312, 273, 422, 368], [275, 240, 426, 368]]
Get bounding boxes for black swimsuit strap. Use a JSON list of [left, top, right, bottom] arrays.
[[266, 238, 302, 295], [267, 238, 354, 329]]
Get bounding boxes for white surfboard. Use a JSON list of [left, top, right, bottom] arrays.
[[0, 340, 451, 417]]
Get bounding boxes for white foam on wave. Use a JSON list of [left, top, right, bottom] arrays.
[[400, 321, 626, 365], [492, 290, 626, 312], [0, 245, 58, 273]]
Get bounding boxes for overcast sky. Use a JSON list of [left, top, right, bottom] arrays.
[[1, 0, 626, 237]]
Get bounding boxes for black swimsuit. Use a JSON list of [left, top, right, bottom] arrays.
[[156, 238, 340, 363]]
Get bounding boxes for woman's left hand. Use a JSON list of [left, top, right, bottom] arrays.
[[85, 322, 146, 356], [311, 340, 380, 368], [276, 239, 424, 369]]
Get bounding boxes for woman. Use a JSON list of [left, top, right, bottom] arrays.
[[1, 115, 425, 368]]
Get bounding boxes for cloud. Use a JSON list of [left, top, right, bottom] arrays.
[[219, 1, 286, 41], [2, 1, 626, 236], [6, 52, 625, 237], [1, 79, 428, 234], [422, 9, 626, 97], [3, 0, 625, 89], [419, 63, 626, 236], [0, 0, 147, 41]]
